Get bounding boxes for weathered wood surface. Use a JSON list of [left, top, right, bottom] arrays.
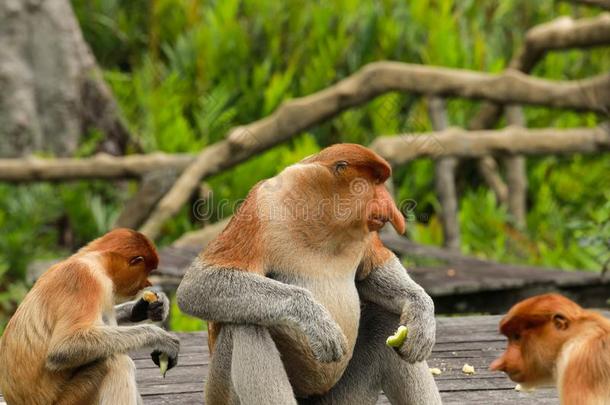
[[130, 315, 564, 404], [152, 238, 610, 314], [0, 315, 563, 404], [1, 315, 608, 404]]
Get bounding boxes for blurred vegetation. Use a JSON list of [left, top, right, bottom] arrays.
[[1, 0, 609, 332]]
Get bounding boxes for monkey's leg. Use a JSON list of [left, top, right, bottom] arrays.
[[303, 303, 441, 405], [96, 354, 142, 405], [206, 324, 297, 405], [369, 303, 441, 405], [205, 325, 238, 405], [53, 359, 110, 405]]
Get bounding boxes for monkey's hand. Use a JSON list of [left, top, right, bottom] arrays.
[[130, 290, 170, 322], [396, 294, 436, 363], [291, 290, 348, 363], [150, 327, 180, 372]]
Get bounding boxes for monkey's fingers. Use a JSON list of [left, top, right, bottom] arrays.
[[130, 298, 150, 322], [147, 301, 165, 322]]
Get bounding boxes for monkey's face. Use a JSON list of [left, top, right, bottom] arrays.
[[89, 229, 159, 299], [490, 294, 579, 386], [301, 144, 406, 235], [109, 252, 155, 299]]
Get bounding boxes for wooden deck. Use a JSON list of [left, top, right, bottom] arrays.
[[154, 237, 610, 314], [0, 314, 572, 404]]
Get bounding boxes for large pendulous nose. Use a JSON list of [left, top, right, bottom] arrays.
[[489, 357, 506, 372], [374, 185, 406, 234]]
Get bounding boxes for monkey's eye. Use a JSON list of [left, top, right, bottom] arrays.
[[129, 256, 144, 266], [333, 161, 349, 175], [511, 333, 521, 342]]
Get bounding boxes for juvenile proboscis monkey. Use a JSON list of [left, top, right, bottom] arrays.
[[490, 293, 610, 404], [178, 144, 441, 404], [0, 228, 180, 405]]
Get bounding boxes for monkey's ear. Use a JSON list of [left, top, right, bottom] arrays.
[[552, 314, 569, 330]]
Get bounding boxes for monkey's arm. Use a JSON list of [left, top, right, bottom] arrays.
[[176, 257, 346, 362], [115, 290, 170, 324], [357, 254, 435, 363], [46, 323, 179, 371]]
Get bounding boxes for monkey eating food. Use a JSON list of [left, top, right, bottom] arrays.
[[178, 143, 441, 404], [0, 228, 180, 405]]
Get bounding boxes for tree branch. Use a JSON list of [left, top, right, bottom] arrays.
[[0, 153, 194, 182], [562, 0, 610, 10], [470, 14, 610, 131], [428, 97, 460, 251], [370, 125, 610, 165], [503, 106, 528, 228], [468, 13, 610, 200], [138, 61, 609, 239]]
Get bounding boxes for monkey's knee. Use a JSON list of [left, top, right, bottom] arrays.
[[96, 355, 141, 405], [229, 325, 297, 405], [381, 360, 441, 405]]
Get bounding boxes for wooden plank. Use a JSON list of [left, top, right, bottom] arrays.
[[153, 242, 610, 314], [2, 314, 607, 404]]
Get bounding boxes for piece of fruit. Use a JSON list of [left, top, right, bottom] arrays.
[[159, 353, 169, 378], [143, 291, 158, 303], [462, 364, 475, 374], [386, 325, 409, 347], [429, 367, 442, 376]]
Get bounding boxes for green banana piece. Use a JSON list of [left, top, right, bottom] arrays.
[[159, 353, 169, 378], [386, 325, 408, 348]]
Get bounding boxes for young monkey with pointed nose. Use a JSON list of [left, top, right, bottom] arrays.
[[178, 144, 441, 404], [490, 294, 610, 404]]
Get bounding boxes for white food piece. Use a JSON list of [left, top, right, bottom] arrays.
[[515, 384, 535, 393], [159, 353, 169, 378], [462, 363, 475, 374], [429, 367, 442, 376]]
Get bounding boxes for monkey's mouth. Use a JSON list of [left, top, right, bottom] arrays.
[[367, 215, 388, 231], [506, 370, 525, 382]]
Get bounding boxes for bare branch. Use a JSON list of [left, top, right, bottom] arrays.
[[113, 169, 180, 229], [562, 0, 610, 10], [469, 13, 610, 199], [0, 153, 194, 182], [139, 62, 609, 239], [470, 14, 610, 130], [371, 125, 610, 165], [428, 97, 460, 251], [503, 106, 528, 228], [512, 13, 610, 72]]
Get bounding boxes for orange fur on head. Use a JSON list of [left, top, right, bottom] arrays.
[[490, 294, 610, 404], [82, 228, 159, 298]]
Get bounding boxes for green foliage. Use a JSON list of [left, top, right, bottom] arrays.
[[169, 294, 207, 332], [1, 0, 609, 331]]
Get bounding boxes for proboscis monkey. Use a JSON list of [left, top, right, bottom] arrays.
[[0, 228, 180, 405], [177, 144, 441, 404], [490, 294, 610, 404]]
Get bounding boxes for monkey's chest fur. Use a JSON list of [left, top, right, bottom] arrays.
[[268, 267, 361, 397]]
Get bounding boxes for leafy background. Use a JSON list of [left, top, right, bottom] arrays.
[[1, 0, 609, 332]]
